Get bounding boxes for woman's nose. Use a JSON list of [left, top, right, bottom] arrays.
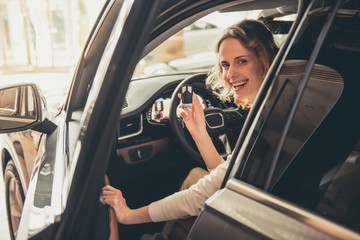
[[227, 64, 237, 78]]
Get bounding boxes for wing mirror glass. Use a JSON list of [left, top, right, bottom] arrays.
[[0, 83, 55, 133]]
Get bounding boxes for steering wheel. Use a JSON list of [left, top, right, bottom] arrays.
[[169, 73, 246, 163]]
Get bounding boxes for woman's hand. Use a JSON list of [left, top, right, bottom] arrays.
[[178, 92, 223, 169], [102, 185, 130, 224], [178, 93, 207, 140]]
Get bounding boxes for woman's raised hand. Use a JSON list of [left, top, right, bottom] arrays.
[[178, 93, 207, 139]]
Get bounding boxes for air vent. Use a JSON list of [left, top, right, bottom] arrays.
[[118, 114, 143, 140]]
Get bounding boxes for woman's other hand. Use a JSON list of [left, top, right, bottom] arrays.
[[102, 185, 130, 224]]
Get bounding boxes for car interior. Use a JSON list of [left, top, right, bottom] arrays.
[[97, 2, 299, 239]]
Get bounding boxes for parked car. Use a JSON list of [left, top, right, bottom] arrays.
[[0, 0, 359, 240], [0, 72, 72, 239]]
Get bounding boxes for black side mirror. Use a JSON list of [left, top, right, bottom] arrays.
[[0, 83, 56, 133]]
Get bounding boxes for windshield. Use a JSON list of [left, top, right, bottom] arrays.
[[133, 10, 262, 78]]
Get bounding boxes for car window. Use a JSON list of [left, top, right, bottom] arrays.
[[234, 0, 360, 232], [133, 10, 262, 78], [133, 10, 297, 79], [183, 21, 217, 31]]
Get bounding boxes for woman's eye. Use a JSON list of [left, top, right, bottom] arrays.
[[237, 59, 247, 64], [221, 63, 229, 69]]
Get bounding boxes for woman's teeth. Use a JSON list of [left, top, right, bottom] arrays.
[[233, 80, 248, 88]]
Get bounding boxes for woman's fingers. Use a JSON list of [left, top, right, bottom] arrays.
[[180, 107, 192, 120], [102, 185, 118, 195], [101, 185, 132, 224], [192, 92, 198, 103], [178, 92, 206, 132], [103, 197, 114, 206], [102, 185, 124, 203], [103, 184, 116, 191], [192, 93, 203, 111]]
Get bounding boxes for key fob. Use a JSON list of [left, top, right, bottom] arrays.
[[181, 85, 192, 109]]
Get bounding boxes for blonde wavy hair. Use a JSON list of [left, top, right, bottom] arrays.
[[206, 19, 279, 108]]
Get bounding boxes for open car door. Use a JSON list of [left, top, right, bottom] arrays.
[[12, 1, 163, 239]]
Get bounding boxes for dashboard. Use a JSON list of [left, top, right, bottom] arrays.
[[148, 97, 172, 123], [147, 95, 209, 124], [116, 72, 237, 164]]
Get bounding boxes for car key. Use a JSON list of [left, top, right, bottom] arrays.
[[181, 85, 193, 109]]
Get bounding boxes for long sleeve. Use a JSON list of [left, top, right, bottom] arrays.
[[148, 159, 230, 222]]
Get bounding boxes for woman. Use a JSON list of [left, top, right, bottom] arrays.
[[102, 19, 278, 226], [178, 18, 279, 189]]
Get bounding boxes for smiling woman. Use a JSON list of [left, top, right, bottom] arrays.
[[102, 19, 279, 240]]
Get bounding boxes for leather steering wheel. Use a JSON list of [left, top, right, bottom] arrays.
[[169, 73, 245, 163]]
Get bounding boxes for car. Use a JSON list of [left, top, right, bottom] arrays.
[[0, 71, 73, 239], [0, 0, 359, 240]]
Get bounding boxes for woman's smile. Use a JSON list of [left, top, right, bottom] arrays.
[[231, 79, 248, 91]]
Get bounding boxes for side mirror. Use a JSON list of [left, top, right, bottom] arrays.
[[0, 83, 56, 133]]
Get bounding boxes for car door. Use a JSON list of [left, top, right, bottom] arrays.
[[11, 0, 164, 239], [57, 1, 163, 239]]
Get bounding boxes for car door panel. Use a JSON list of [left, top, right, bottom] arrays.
[[189, 179, 358, 240], [16, 124, 61, 239]]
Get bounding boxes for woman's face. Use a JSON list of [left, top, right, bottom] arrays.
[[219, 37, 265, 105]]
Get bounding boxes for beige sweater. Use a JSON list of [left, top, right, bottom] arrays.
[[148, 158, 229, 222]]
